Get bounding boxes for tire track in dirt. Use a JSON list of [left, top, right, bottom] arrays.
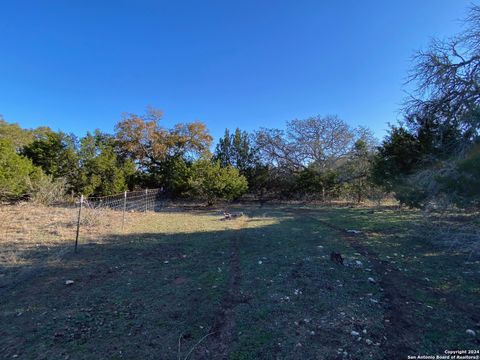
[[195, 221, 247, 360], [284, 208, 438, 357], [303, 211, 480, 322], [287, 208, 480, 356], [314, 219, 421, 356]]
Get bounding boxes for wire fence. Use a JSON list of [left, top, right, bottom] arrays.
[[75, 188, 165, 250], [0, 188, 166, 288]]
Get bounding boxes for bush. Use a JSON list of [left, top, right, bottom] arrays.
[[0, 140, 43, 200], [435, 144, 480, 209], [30, 175, 68, 205], [188, 159, 248, 205]]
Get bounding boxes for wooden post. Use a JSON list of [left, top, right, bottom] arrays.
[[74, 194, 83, 253], [145, 189, 148, 213], [122, 191, 127, 231]]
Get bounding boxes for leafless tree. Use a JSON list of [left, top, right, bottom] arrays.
[[405, 4, 480, 142], [255, 115, 368, 171]]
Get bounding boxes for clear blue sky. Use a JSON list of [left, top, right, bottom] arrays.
[[0, 0, 474, 143]]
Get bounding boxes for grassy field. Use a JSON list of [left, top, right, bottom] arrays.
[[0, 204, 479, 359]]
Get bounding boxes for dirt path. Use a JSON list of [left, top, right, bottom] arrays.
[[195, 221, 247, 359], [286, 207, 480, 357], [332, 227, 421, 357], [305, 211, 480, 318], [286, 208, 420, 355]]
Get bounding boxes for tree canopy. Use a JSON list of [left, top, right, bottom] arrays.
[[372, 4, 480, 209], [0, 139, 42, 200]]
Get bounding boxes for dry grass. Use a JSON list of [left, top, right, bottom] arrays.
[[0, 203, 479, 359], [0, 202, 277, 289], [0, 203, 81, 287], [0, 203, 137, 288], [418, 210, 480, 257]]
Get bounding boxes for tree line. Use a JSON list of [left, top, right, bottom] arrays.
[[0, 110, 378, 205], [1, 4, 479, 209]]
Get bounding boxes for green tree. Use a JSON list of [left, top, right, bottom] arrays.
[[371, 127, 422, 190], [160, 156, 191, 197], [115, 107, 212, 192], [214, 128, 262, 192], [0, 117, 34, 149], [0, 116, 52, 150], [188, 159, 248, 205], [0, 140, 43, 200], [337, 139, 376, 203], [22, 130, 80, 191], [372, 5, 480, 208], [214, 129, 232, 168], [295, 165, 337, 200], [78, 131, 136, 196], [214, 128, 258, 172]]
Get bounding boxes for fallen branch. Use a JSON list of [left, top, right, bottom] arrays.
[[183, 331, 216, 360]]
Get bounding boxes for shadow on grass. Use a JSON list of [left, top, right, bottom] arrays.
[[1, 207, 479, 359], [0, 212, 308, 359]]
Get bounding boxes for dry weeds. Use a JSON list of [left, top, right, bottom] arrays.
[[0, 202, 277, 290]]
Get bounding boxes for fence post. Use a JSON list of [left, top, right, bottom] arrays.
[[145, 188, 148, 213], [74, 194, 84, 253], [122, 191, 127, 231]]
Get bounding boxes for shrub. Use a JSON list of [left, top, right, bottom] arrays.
[[188, 159, 248, 205], [0, 140, 43, 200], [30, 175, 68, 205]]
